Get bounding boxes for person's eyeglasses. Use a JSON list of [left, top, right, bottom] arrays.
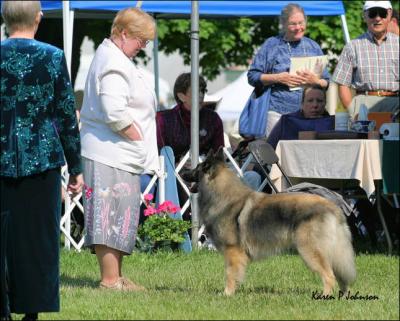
[[287, 21, 306, 28], [367, 7, 388, 19], [136, 38, 150, 47]]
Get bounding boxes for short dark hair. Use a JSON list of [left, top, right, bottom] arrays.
[[301, 85, 326, 104], [173, 72, 207, 104]]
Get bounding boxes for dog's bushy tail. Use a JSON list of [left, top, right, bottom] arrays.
[[331, 213, 357, 292]]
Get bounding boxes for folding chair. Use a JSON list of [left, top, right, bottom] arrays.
[[247, 139, 292, 193]]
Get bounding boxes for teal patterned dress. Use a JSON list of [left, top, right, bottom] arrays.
[[0, 38, 81, 315]]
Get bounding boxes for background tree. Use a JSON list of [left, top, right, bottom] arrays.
[[18, 0, 398, 84]]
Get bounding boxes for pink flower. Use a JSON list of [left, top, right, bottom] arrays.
[[168, 205, 180, 214], [157, 201, 169, 213], [144, 206, 157, 217], [84, 184, 93, 200], [158, 201, 180, 215], [144, 193, 154, 206], [144, 194, 154, 202]]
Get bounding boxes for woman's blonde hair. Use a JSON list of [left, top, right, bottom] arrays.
[[1, 0, 41, 34], [111, 8, 156, 41]]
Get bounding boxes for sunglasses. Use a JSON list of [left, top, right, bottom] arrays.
[[367, 7, 388, 19]]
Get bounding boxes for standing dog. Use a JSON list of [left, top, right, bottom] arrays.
[[182, 148, 356, 296]]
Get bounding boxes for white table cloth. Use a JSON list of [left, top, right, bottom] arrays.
[[270, 139, 382, 197]]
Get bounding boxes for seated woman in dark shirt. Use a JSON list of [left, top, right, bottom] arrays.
[[156, 72, 224, 162], [267, 85, 334, 149]]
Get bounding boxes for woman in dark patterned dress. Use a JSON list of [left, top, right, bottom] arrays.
[[0, 1, 83, 320]]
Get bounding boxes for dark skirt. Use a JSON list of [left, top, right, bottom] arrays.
[[0, 168, 61, 314]]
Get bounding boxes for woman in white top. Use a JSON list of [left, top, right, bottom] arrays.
[[80, 7, 158, 291]]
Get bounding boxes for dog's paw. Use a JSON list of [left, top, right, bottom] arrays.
[[223, 287, 236, 296]]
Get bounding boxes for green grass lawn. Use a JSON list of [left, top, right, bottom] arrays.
[[10, 248, 399, 320]]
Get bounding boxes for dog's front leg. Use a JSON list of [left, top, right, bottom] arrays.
[[223, 246, 249, 296]]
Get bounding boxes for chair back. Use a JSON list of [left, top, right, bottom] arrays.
[[247, 139, 293, 193], [248, 139, 279, 166], [368, 112, 392, 131]]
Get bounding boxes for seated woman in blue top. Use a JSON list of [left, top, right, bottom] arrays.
[[267, 85, 334, 149], [247, 3, 330, 137]]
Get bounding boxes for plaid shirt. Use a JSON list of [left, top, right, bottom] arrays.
[[332, 31, 399, 92]]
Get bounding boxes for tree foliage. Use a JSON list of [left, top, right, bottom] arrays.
[[156, 17, 279, 80], [28, 0, 399, 84]]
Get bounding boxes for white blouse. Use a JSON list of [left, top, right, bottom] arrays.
[[80, 38, 159, 174]]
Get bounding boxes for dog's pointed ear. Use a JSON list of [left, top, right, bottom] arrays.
[[214, 146, 224, 161]]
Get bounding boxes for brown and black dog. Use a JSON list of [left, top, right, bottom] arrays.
[[182, 148, 356, 296]]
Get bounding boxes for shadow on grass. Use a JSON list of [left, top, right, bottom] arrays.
[[237, 285, 312, 296], [152, 285, 191, 293], [60, 274, 98, 288]]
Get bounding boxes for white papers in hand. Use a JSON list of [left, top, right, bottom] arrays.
[[289, 55, 328, 91]]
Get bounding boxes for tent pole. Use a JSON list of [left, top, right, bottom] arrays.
[[62, 0, 74, 250], [190, 1, 200, 250], [153, 21, 160, 108], [62, 1, 74, 76], [340, 14, 351, 44]]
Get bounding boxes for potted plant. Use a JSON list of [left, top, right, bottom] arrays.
[[137, 194, 191, 252]]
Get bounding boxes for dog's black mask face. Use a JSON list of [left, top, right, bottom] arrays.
[[180, 147, 225, 192]]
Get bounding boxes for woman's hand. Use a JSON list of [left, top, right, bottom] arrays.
[[277, 72, 305, 88], [296, 70, 322, 86], [119, 122, 143, 141], [67, 173, 84, 197]]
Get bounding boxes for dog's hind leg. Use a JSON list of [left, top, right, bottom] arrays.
[[296, 244, 336, 296], [223, 246, 249, 296]]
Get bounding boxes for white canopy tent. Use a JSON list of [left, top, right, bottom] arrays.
[[214, 71, 254, 123]]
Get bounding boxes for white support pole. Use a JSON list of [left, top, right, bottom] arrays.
[[153, 24, 160, 107], [63, 171, 71, 250], [158, 155, 165, 204], [340, 14, 351, 44], [62, 1, 74, 76], [190, 1, 200, 250]]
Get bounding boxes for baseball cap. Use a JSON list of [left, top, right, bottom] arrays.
[[363, 1, 392, 11]]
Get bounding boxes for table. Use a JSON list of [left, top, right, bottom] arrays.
[[270, 139, 382, 197], [269, 139, 395, 254]]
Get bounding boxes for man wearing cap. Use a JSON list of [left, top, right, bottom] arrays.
[[332, 1, 399, 117]]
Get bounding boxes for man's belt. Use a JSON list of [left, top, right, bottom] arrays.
[[356, 90, 399, 97]]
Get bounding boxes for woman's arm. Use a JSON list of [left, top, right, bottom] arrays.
[[248, 37, 305, 89], [260, 72, 305, 88], [99, 71, 143, 140]]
